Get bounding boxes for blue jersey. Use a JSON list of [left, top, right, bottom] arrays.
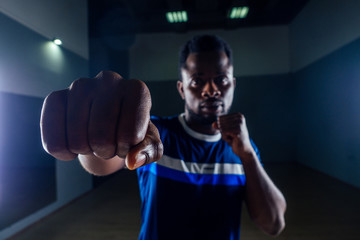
[[137, 114, 261, 240]]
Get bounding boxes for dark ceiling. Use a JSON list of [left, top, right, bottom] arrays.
[[89, 0, 309, 37]]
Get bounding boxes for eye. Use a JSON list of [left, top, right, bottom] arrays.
[[214, 76, 229, 85], [190, 78, 202, 87]]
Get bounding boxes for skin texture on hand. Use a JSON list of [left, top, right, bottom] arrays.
[[40, 71, 163, 174], [125, 121, 163, 170], [213, 112, 254, 159]]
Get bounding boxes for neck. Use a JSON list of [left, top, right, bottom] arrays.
[[184, 110, 219, 135]]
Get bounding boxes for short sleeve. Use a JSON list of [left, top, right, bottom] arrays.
[[250, 138, 261, 163]]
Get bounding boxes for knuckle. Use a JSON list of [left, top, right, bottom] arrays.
[[43, 143, 75, 161], [44, 91, 56, 103], [43, 142, 60, 155], [45, 89, 67, 103], [117, 142, 131, 158], [235, 112, 243, 118], [68, 142, 91, 154], [69, 78, 98, 96], [117, 131, 146, 158], [89, 136, 115, 149], [128, 79, 150, 98], [96, 70, 107, 77], [93, 150, 116, 159], [119, 132, 144, 147], [97, 71, 124, 83], [69, 78, 89, 90], [90, 139, 116, 157]]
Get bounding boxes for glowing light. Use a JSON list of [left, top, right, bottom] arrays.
[[240, 6, 249, 18], [53, 38, 62, 45], [166, 12, 174, 23], [41, 41, 65, 73], [166, 11, 188, 23], [230, 8, 237, 19], [229, 7, 249, 19], [182, 11, 188, 22]]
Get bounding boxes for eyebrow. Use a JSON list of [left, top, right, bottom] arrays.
[[190, 73, 204, 77], [217, 71, 227, 75], [190, 71, 228, 78]]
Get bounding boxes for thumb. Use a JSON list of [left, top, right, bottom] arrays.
[[212, 120, 220, 130], [125, 121, 163, 170]]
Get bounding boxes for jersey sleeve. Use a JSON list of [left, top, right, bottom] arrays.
[[150, 115, 162, 134], [250, 138, 261, 163]]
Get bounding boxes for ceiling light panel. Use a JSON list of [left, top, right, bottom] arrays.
[[166, 11, 188, 23], [229, 6, 249, 19]]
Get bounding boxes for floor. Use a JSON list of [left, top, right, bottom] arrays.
[[9, 163, 360, 240]]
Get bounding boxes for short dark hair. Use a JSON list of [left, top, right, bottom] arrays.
[[179, 35, 233, 80]]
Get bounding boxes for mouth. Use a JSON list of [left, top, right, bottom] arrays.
[[200, 100, 224, 113]]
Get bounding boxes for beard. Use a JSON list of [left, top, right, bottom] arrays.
[[185, 104, 219, 125]]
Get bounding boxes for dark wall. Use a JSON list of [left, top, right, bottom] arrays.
[[0, 12, 91, 232], [146, 80, 184, 117], [234, 74, 296, 163], [0, 92, 55, 229], [295, 37, 360, 188]]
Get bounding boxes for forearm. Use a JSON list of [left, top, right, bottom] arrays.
[[240, 151, 286, 236], [78, 154, 126, 176]]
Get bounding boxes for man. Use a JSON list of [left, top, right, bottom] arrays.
[[41, 35, 286, 239]]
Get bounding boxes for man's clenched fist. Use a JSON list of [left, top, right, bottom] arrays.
[[213, 113, 255, 159], [40, 71, 163, 172]]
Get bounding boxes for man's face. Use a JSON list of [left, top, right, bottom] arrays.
[[178, 50, 235, 124]]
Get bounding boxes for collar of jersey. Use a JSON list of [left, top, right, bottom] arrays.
[[178, 113, 222, 142]]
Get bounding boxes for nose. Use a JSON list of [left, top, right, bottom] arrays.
[[201, 80, 220, 98]]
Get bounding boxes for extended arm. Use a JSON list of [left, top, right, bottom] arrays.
[[214, 113, 286, 236]]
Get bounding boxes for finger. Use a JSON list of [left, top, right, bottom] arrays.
[[213, 116, 239, 136], [218, 112, 244, 125], [218, 113, 244, 132], [125, 121, 163, 170], [94, 70, 124, 85], [88, 90, 121, 159], [86, 72, 126, 158], [212, 121, 220, 130], [40, 90, 77, 161], [219, 124, 242, 133], [116, 79, 151, 157], [66, 78, 95, 155]]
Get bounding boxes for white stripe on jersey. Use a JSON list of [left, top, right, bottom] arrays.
[[156, 155, 244, 175]]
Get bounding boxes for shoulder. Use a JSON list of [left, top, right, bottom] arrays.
[[151, 115, 179, 126], [150, 115, 181, 134]]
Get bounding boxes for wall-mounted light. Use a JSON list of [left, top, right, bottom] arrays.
[[166, 11, 188, 23], [52, 38, 62, 46], [229, 6, 249, 19]]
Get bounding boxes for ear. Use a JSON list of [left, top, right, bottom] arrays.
[[233, 77, 236, 88], [177, 80, 185, 100]]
